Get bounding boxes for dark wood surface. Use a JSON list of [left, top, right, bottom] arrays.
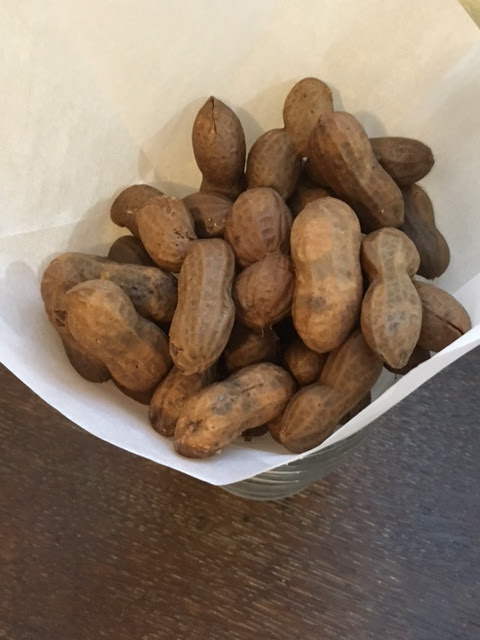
[[1, 350, 479, 640]]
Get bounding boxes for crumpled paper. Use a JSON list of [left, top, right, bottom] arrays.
[[1, 0, 479, 485]]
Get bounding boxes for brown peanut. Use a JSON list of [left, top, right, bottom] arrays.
[[65, 280, 171, 393], [110, 184, 163, 236], [361, 228, 422, 369], [308, 112, 404, 231], [224, 187, 292, 267], [370, 137, 434, 187], [291, 197, 363, 353], [149, 365, 216, 436], [224, 324, 278, 373], [192, 97, 246, 199], [288, 177, 330, 217], [279, 330, 383, 453], [183, 192, 232, 238], [283, 77, 334, 157], [384, 345, 430, 375], [415, 281, 471, 352], [233, 251, 295, 329], [169, 239, 235, 374], [41, 252, 177, 381], [136, 195, 197, 272], [246, 129, 302, 200], [401, 184, 450, 279], [174, 363, 295, 458], [108, 236, 155, 266], [283, 337, 328, 386]]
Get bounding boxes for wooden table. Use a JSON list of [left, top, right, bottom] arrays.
[[1, 347, 479, 639]]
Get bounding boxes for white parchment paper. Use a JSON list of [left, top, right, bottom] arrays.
[[1, 0, 479, 485]]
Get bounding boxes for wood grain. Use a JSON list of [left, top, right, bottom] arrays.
[[1, 349, 480, 639]]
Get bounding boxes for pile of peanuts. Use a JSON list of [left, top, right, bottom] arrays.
[[41, 77, 471, 458]]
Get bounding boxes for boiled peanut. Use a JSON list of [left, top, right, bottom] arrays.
[[110, 184, 163, 236], [401, 184, 450, 279], [192, 97, 246, 199], [65, 280, 171, 393], [283, 337, 328, 386], [224, 187, 292, 267], [283, 77, 334, 157], [291, 197, 363, 353], [308, 112, 404, 230], [233, 251, 295, 329], [149, 365, 216, 436], [415, 281, 471, 352], [224, 324, 278, 373], [384, 345, 430, 375], [246, 129, 301, 200], [183, 191, 232, 238], [174, 363, 295, 458], [370, 137, 434, 187], [288, 176, 330, 217], [136, 195, 197, 272], [169, 239, 235, 374], [361, 228, 422, 369], [108, 235, 155, 266], [279, 330, 382, 453]]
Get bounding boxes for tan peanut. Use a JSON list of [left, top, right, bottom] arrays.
[[308, 112, 404, 230], [192, 97, 246, 199], [283, 77, 334, 157], [370, 137, 434, 187], [183, 192, 232, 238], [233, 251, 295, 329], [291, 197, 363, 353], [279, 330, 383, 453], [224, 187, 292, 267], [246, 129, 301, 200], [283, 337, 328, 386], [108, 236, 155, 266], [169, 239, 235, 374], [224, 324, 278, 373], [110, 184, 163, 236], [174, 363, 295, 458], [361, 228, 422, 369], [415, 281, 471, 352], [149, 365, 216, 437], [65, 280, 171, 393], [136, 195, 197, 272], [401, 184, 450, 279]]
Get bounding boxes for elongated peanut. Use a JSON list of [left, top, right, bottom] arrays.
[[224, 187, 292, 267], [370, 137, 434, 187], [149, 365, 216, 436], [234, 251, 295, 329], [308, 112, 404, 230], [174, 363, 295, 458], [361, 228, 422, 369], [283, 77, 334, 156], [283, 337, 328, 386], [169, 239, 235, 374], [291, 197, 363, 353], [183, 192, 232, 238], [192, 97, 246, 199], [246, 129, 301, 200], [108, 236, 155, 266], [136, 195, 197, 272], [41, 253, 177, 381], [415, 281, 471, 352], [110, 184, 163, 236], [224, 324, 278, 373], [279, 330, 382, 453], [401, 184, 450, 279], [65, 280, 171, 393]]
